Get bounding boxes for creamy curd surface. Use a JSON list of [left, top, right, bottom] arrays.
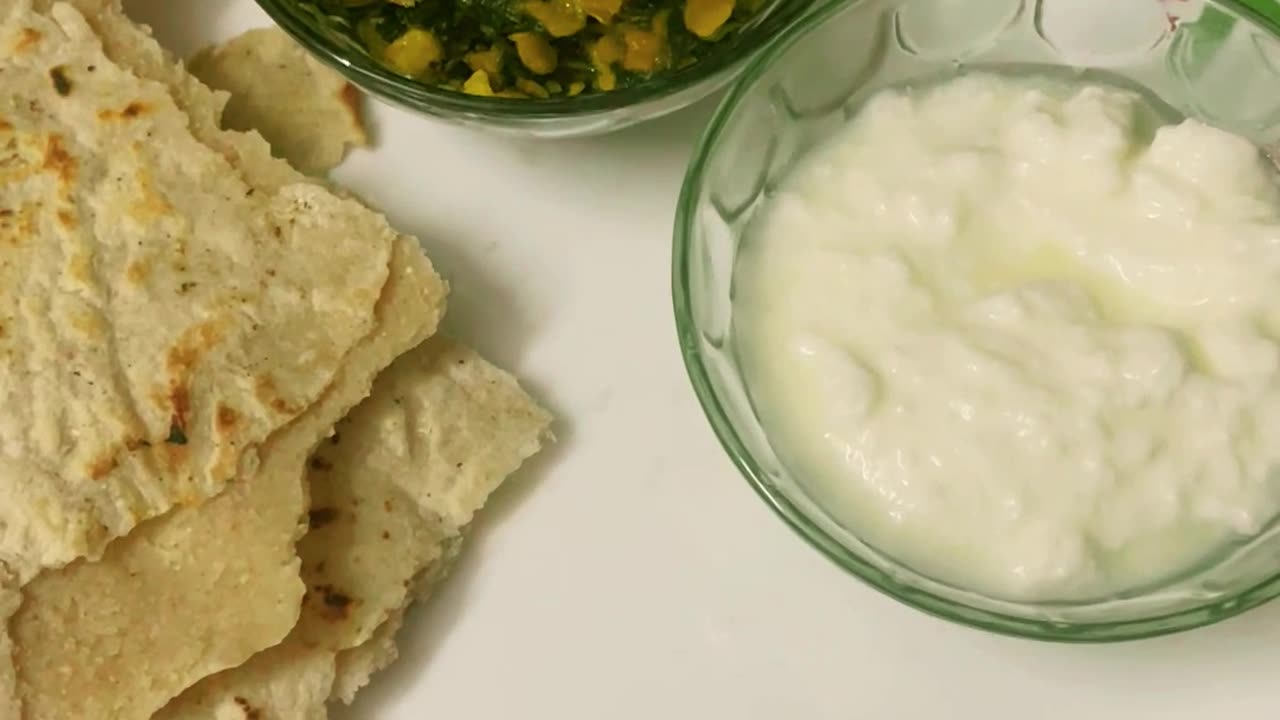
[[734, 74, 1280, 601]]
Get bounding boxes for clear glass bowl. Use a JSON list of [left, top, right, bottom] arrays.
[[674, 0, 1280, 641], [252, 0, 820, 138]]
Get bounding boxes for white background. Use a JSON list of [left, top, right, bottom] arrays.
[[131, 1, 1280, 717]]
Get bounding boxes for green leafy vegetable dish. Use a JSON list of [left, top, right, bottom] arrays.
[[302, 0, 766, 98]]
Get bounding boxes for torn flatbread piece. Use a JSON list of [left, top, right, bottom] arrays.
[[189, 27, 368, 176], [156, 337, 552, 718], [0, 1, 404, 585], [329, 540, 461, 705], [14, 448, 309, 720], [329, 606, 406, 706], [41, 0, 318, 193]]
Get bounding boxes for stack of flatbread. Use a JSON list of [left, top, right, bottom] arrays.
[[0, 2, 552, 718]]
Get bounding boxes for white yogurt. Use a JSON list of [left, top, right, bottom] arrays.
[[734, 74, 1280, 602]]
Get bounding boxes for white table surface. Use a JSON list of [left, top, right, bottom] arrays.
[[128, 1, 1280, 717]]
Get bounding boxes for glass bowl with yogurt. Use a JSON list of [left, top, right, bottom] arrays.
[[674, 0, 1280, 640]]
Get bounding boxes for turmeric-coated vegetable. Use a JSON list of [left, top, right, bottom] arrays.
[[684, 0, 735, 38], [517, 78, 552, 98], [621, 27, 665, 73], [382, 27, 442, 76], [463, 69, 496, 96], [524, 0, 587, 37], [465, 46, 504, 76], [511, 32, 558, 75], [577, 0, 623, 22], [308, 0, 765, 98]]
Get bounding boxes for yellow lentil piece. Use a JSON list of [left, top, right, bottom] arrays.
[[684, 0, 736, 38], [516, 78, 552, 98], [577, 0, 623, 23], [511, 32, 559, 75], [463, 69, 496, 96], [465, 46, 503, 76], [621, 27, 665, 73], [524, 0, 587, 37], [382, 27, 442, 76]]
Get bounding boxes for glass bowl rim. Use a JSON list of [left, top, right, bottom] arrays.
[[672, 0, 1280, 642], [252, 0, 823, 119]]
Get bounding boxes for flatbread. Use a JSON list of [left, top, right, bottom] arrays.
[[152, 552, 457, 720], [157, 641, 337, 720], [5, 3, 449, 718], [299, 337, 550, 660], [14, 444, 309, 720], [12, 204, 445, 720], [156, 337, 552, 718], [329, 608, 405, 706], [42, 0, 317, 193], [189, 27, 368, 176], [0, 1, 400, 585]]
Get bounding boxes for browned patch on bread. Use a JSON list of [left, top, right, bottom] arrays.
[[41, 134, 75, 185], [125, 260, 148, 285], [12, 28, 40, 53], [309, 584, 356, 621], [215, 404, 239, 433], [166, 322, 220, 376], [56, 208, 75, 229], [155, 321, 220, 441], [255, 374, 299, 416], [97, 100, 151, 121], [49, 65, 71, 96], [169, 384, 191, 439], [0, 205, 30, 247], [338, 83, 365, 137], [86, 433, 150, 481], [232, 696, 261, 720], [308, 507, 338, 529], [86, 451, 119, 481]]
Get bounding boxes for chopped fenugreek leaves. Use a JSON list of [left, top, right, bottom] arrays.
[[301, 0, 765, 99]]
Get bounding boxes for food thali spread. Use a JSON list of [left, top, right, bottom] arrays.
[[7, 0, 1280, 718]]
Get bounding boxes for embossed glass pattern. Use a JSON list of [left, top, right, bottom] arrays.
[[674, 0, 1280, 641]]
